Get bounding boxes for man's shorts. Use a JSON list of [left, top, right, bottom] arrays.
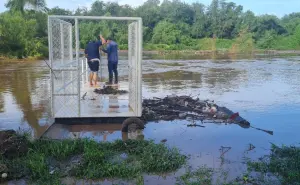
[[87, 58, 100, 72]]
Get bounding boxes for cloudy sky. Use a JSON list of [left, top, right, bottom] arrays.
[[1, 0, 300, 17]]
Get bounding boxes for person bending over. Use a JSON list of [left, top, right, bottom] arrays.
[[84, 36, 105, 87]]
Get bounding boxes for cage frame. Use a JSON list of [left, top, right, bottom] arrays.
[[48, 15, 143, 119]]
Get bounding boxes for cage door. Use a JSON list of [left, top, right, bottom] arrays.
[[49, 18, 79, 118]]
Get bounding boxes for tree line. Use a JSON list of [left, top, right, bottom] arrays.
[[1, 0, 300, 58]]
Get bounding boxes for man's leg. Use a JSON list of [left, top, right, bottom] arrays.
[[89, 72, 93, 86], [113, 63, 118, 84], [93, 72, 98, 86], [93, 60, 99, 86], [107, 62, 113, 84], [87, 61, 93, 86]]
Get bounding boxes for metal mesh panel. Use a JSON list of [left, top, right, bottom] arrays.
[[128, 22, 138, 114], [50, 19, 61, 68], [49, 19, 74, 68], [49, 18, 78, 118], [53, 96, 79, 117], [52, 70, 78, 95]]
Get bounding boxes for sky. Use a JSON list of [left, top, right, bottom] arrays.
[[1, 0, 300, 17]]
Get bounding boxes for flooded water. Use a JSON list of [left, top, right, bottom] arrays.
[[1, 56, 300, 184]]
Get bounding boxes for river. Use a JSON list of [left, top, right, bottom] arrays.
[[1, 56, 300, 184]]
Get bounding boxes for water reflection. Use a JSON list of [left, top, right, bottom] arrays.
[[44, 123, 145, 142], [0, 61, 51, 137], [204, 68, 247, 91], [143, 70, 202, 90], [0, 94, 4, 113]]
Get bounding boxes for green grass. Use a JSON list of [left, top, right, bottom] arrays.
[[247, 144, 300, 185], [0, 138, 186, 184]]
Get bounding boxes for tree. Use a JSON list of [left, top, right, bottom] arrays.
[[89, 0, 105, 16], [5, 0, 46, 12], [293, 25, 300, 45], [152, 21, 181, 45], [253, 15, 287, 40], [238, 11, 258, 33], [191, 2, 206, 38], [136, 0, 161, 29], [257, 30, 277, 49], [207, 0, 221, 37], [159, 0, 194, 25], [0, 12, 42, 58], [105, 2, 121, 16], [281, 13, 300, 34], [74, 7, 88, 16], [3, 0, 300, 58], [136, 0, 161, 42], [47, 6, 72, 15], [219, 2, 243, 38]]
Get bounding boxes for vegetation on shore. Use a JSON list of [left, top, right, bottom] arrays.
[[1, 133, 299, 184], [247, 144, 300, 185], [2, 129, 299, 184], [0, 130, 186, 184], [2, 0, 300, 59]]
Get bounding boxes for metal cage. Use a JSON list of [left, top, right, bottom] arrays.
[[48, 16, 143, 119]]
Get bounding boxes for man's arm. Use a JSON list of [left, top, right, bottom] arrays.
[[102, 44, 111, 54], [99, 35, 106, 45]]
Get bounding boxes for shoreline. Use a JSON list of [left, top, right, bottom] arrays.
[[124, 49, 300, 55], [1, 49, 300, 62], [0, 56, 44, 63]]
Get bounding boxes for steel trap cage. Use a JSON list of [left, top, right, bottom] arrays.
[[48, 16, 142, 119]]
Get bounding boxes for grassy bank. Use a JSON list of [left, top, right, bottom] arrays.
[[0, 131, 186, 185], [1, 131, 299, 184]]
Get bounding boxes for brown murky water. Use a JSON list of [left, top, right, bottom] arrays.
[[1, 56, 300, 184]]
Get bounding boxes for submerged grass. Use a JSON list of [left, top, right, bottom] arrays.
[[247, 144, 300, 185], [0, 138, 186, 184], [177, 165, 214, 185]]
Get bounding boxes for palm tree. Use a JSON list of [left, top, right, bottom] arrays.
[[5, 0, 46, 13]]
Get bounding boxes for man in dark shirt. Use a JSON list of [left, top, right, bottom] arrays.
[[84, 36, 104, 87], [101, 36, 119, 85]]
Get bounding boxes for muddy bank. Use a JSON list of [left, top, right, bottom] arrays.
[[0, 130, 28, 159], [0, 130, 29, 182]]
